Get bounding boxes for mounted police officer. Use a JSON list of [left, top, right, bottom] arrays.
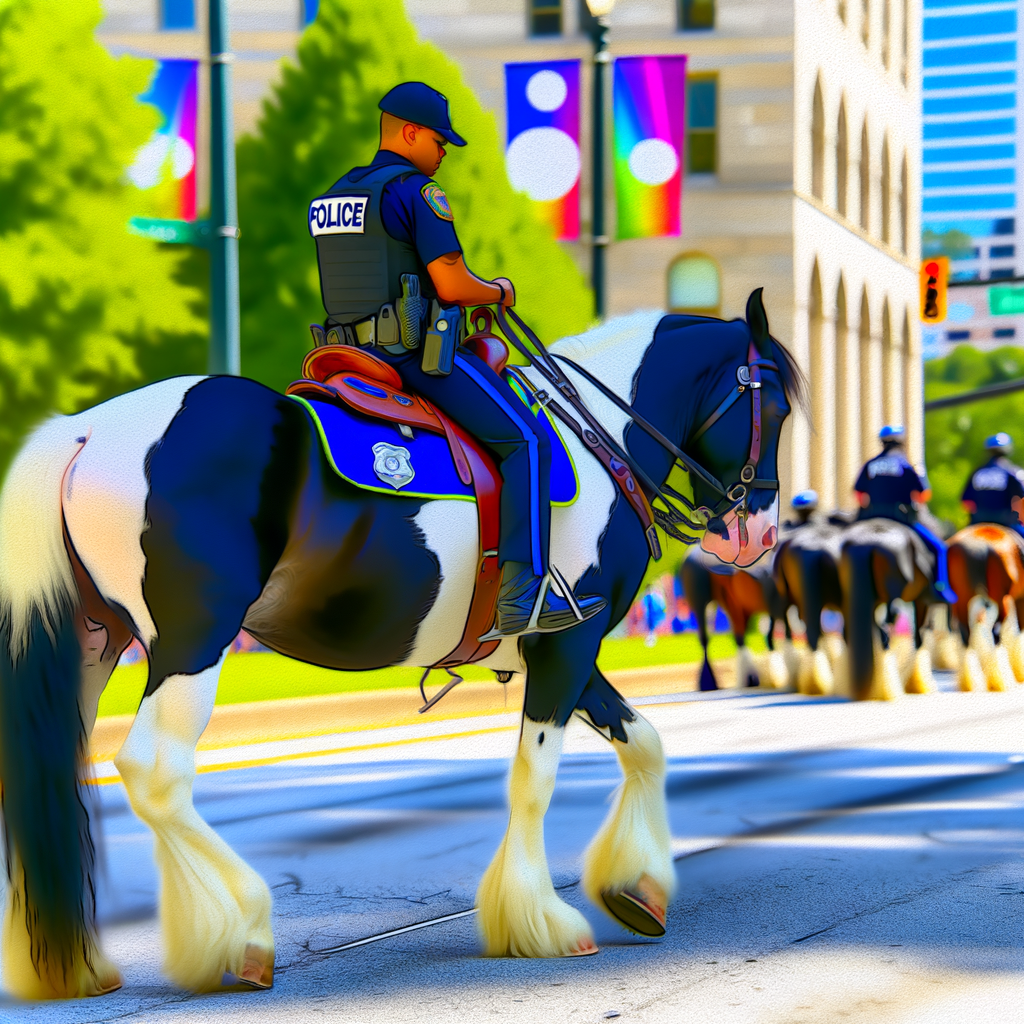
[[853, 425, 955, 601], [961, 432, 1024, 538], [782, 489, 819, 529], [307, 82, 605, 639]]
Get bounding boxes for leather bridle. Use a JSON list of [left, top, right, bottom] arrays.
[[494, 307, 781, 550]]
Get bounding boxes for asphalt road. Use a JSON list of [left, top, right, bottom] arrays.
[[3, 677, 1024, 1022]]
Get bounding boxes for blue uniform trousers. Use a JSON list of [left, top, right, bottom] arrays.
[[376, 347, 551, 576]]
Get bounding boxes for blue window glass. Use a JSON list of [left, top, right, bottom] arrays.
[[990, 268, 1016, 279], [947, 330, 972, 340], [924, 93, 1015, 115], [688, 80, 717, 129], [923, 143, 1015, 162], [926, 0, 1015, 7], [991, 244, 1015, 257], [924, 11, 1016, 42], [161, 0, 195, 29], [924, 167, 1015, 187], [951, 248, 981, 260], [923, 193, 1016, 212], [924, 118, 1015, 139], [994, 327, 1017, 337], [995, 218, 1015, 234], [924, 42, 1017, 66], [924, 71, 1016, 89], [303, 0, 319, 22], [924, 217, 1013, 235]]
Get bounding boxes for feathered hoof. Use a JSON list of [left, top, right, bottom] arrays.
[[959, 649, 985, 692], [766, 650, 791, 690], [798, 649, 834, 696], [476, 883, 597, 958], [867, 649, 902, 701], [600, 875, 667, 937], [238, 944, 274, 989], [986, 646, 1015, 692], [904, 648, 936, 694]]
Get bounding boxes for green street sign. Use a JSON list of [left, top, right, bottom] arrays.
[[128, 217, 212, 247], [989, 286, 1024, 316]]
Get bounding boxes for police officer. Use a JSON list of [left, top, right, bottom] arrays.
[[783, 490, 819, 529], [308, 82, 605, 639], [853, 425, 955, 601], [961, 432, 1024, 537]]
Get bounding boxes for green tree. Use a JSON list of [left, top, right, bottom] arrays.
[[921, 228, 976, 261], [0, 0, 205, 473], [236, 0, 594, 392], [924, 344, 1024, 527]]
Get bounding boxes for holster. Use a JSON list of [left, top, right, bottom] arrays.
[[421, 302, 462, 377]]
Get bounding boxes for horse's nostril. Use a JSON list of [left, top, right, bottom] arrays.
[[762, 525, 777, 548], [706, 517, 729, 538]]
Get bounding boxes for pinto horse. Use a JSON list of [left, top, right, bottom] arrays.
[[0, 294, 800, 999]]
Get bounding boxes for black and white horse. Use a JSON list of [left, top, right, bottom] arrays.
[[0, 295, 800, 998]]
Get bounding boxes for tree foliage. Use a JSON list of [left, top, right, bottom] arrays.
[[0, 0, 205, 472], [924, 344, 1024, 527], [236, 0, 594, 392]]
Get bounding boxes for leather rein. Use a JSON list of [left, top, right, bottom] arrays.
[[493, 307, 780, 553]]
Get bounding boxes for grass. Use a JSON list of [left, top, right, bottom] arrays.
[[95, 631, 768, 718]]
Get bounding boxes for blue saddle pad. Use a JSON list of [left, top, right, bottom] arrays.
[[290, 377, 579, 505]]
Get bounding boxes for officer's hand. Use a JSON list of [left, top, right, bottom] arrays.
[[494, 278, 515, 307]]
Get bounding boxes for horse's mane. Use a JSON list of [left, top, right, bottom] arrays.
[[768, 333, 809, 418]]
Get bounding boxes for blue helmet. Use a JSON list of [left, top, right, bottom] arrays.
[[985, 432, 1013, 451], [879, 424, 905, 442], [792, 489, 818, 510]]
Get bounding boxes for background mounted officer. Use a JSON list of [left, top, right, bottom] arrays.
[[307, 81, 605, 639], [961, 432, 1024, 538], [783, 489, 819, 529], [854, 425, 955, 602]]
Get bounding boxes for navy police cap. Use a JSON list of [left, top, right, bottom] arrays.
[[879, 424, 905, 441], [986, 432, 1013, 450], [379, 82, 467, 147]]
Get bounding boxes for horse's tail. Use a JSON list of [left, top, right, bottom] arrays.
[[680, 556, 718, 689], [0, 416, 95, 995], [840, 543, 878, 701]]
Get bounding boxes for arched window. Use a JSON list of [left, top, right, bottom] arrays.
[[881, 298, 899, 427], [859, 120, 870, 232], [838, 0, 847, 25], [862, 0, 870, 47], [882, 0, 890, 69], [668, 253, 721, 314], [900, 0, 908, 84], [899, 152, 908, 254], [836, 100, 848, 217], [809, 262, 828, 499], [901, 309, 911, 451], [835, 277, 856, 505], [859, 288, 876, 457], [812, 78, 825, 201], [881, 135, 891, 245]]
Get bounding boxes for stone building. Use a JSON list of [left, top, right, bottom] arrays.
[[97, 0, 923, 508]]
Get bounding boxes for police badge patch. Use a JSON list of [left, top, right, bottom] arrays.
[[372, 442, 415, 489], [421, 183, 454, 222]]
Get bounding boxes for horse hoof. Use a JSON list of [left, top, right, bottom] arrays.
[[601, 876, 667, 937], [565, 937, 600, 956], [239, 944, 274, 989]]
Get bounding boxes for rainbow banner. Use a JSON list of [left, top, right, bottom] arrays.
[[129, 59, 198, 221], [505, 60, 580, 240], [613, 55, 687, 240]]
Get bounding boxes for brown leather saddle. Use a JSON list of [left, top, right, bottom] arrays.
[[285, 312, 510, 672]]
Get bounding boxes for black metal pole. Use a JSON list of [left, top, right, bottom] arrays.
[[589, 16, 610, 320], [208, 0, 240, 374]]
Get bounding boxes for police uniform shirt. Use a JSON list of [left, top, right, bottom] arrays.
[[330, 150, 461, 266], [961, 455, 1024, 513], [854, 447, 927, 505]]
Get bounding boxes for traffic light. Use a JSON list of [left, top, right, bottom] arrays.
[[920, 256, 948, 324]]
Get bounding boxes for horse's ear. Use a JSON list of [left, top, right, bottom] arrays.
[[746, 288, 772, 358]]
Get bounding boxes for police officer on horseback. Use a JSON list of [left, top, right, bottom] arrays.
[[307, 82, 605, 639], [853, 425, 955, 601], [961, 432, 1024, 538]]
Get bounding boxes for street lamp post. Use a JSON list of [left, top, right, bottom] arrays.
[[585, 0, 616, 320], [208, 0, 240, 374]]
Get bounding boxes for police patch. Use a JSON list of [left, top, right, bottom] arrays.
[[421, 183, 454, 222]]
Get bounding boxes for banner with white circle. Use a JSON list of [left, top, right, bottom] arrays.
[[504, 60, 581, 241]]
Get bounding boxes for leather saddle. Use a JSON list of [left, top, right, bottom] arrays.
[[285, 311, 511, 671]]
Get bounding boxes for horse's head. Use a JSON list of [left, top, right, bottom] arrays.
[[686, 290, 803, 568]]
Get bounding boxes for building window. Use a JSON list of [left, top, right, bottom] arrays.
[[859, 121, 870, 232], [861, 0, 870, 47], [995, 327, 1017, 338], [530, 0, 562, 36], [947, 330, 970, 340], [836, 100, 848, 216], [900, 0, 908, 84], [881, 0, 890, 69], [881, 135, 891, 244], [668, 253, 721, 314], [686, 76, 718, 174], [995, 218, 1015, 235], [161, 0, 195, 30], [899, 152, 908, 254], [839, 0, 847, 25], [990, 268, 1015, 280], [991, 245, 1015, 258], [302, 0, 319, 24], [680, 0, 715, 30], [811, 78, 825, 200]]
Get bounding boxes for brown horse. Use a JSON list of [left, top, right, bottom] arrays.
[[947, 523, 1024, 689]]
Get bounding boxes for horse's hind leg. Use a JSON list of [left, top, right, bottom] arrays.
[[114, 649, 273, 991], [577, 669, 674, 937]]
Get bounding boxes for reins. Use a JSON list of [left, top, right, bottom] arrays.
[[493, 306, 780, 550]]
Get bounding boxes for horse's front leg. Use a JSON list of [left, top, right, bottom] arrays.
[[476, 714, 597, 957], [576, 669, 675, 936]]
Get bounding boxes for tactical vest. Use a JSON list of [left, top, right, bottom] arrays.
[[308, 163, 437, 325]]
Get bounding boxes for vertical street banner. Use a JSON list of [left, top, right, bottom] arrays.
[[613, 55, 687, 240], [505, 60, 581, 240], [129, 59, 199, 221]]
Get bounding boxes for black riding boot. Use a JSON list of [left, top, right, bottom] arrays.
[[478, 561, 606, 640]]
